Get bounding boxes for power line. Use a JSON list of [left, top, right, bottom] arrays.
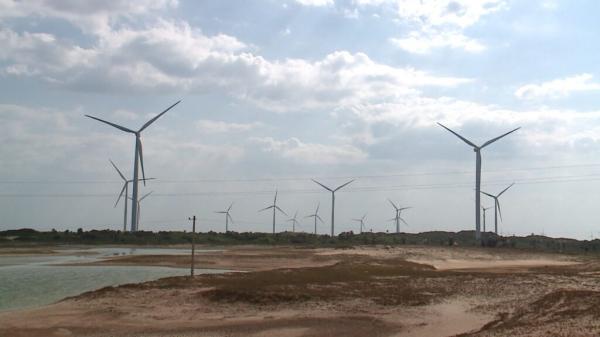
[[2, 162, 600, 185], [2, 172, 600, 198]]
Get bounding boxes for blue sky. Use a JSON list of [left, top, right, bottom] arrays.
[[2, 0, 600, 239]]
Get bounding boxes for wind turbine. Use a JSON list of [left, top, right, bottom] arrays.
[[110, 160, 155, 232], [312, 179, 354, 236], [259, 190, 287, 234], [128, 191, 153, 231], [215, 203, 234, 232], [388, 199, 411, 233], [481, 205, 491, 232], [481, 183, 514, 235], [86, 100, 181, 231], [287, 211, 300, 232], [305, 202, 323, 235], [438, 123, 520, 241], [352, 213, 367, 234]]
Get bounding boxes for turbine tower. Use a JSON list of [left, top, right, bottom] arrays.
[[86, 100, 181, 232], [305, 202, 323, 235], [287, 211, 300, 232], [481, 183, 514, 235], [110, 159, 155, 232], [352, 213, 367, 234], [259, 190, 287, 234], [438, 123, 520, 241], [388, 199, 411, 233], [481, 205, 491, 232], [215, 203, 234, 232], [312, 179, 354, 236]]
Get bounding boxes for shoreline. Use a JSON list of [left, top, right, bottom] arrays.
[[1, 246, 599, 337]]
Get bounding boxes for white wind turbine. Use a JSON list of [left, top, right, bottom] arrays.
[[312, 179, 354, 236], [128, 191, 153, 231], [481, 183, 514, 235], [86, 100, 181, 231], [259, 190, 287, 234], [388, 199, 411, 233], [438, 123, 520, 241], [287, 211, 300, 233], [215, 203, 234, 232], [481, 205, 491, 233], [305, 202, 323, 235], [352, 213, 367, 234], [110, 159, 155, 232]]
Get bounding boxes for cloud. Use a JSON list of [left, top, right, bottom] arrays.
[[251, 137, 367, 164], [515, 74, 600, 100], [389, 29, 485, 54], [195, 120, 262, 134], [293, 0, 334, 6], [355, 0, 506, 53], [0, 0, 178, 34], [0, 21, 470, 112]]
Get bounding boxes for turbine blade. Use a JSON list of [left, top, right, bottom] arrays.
[[400, 217, 409, 226], [139, 100, 181, 132], [275, 205, 287, 216], [437, 122, 477, 148], [334, 179, 354, 192], [316, 202, 320, 213], [316, 215, 324, 223], [274, 190, 278, 203], [480, 127, 521, 148], [304, 214, 314, 219], [227, 214, 234, 224], [215, 211, 227, 214], [115, 183, 127, 208], [139, 191, 153, 202], [85, 115, 135, 133], [227, 202, 234, 212], [109, 159, 126, 181], [387, 218, 396, 222], [388, 199, 398, 210], [399, 207, 412, 211], [312, 179, 332, 192], [497, 200, 503, 222], [480, 191, 495, 198], [258, 205, 274, 212], [137, 137, 146, 186], [498, 183, 515, 197]]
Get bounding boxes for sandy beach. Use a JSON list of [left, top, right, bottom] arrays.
[[1, 245, 599, 337]]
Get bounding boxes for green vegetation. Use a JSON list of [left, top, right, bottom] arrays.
[[1, 228, 600, 254]]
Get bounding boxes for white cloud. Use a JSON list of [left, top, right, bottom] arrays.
[[355, 0, 506, 53], [0, 0, 178, 34], [515, 74, 600, 100], [251, 137, 367, 164], [195, 120, 262, 134], [389, 30, 485, 54], [0, 22, 470, 112], [293, 0, 334, 6]]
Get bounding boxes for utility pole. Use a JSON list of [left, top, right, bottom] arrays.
[[188, 215, 196, 277]]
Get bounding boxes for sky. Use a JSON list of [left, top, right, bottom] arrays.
[[2, 0, 600, 239]]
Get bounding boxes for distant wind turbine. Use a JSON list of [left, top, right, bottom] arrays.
[[388, 199, 411, 233], [128, 191, 153, 231], [481, 183, 515, 235], [287, 211, 300, 233], [86, 100, 181, 231], [215, 203, 234, 232], [305, 202, 323, 235], [352, 213, 367, 234], [481, 205, 491, 233], [259, 190, 287, 234], [110, 159, 155, 232], [312, 179, 354, 236], [438, 123, 520, 241]]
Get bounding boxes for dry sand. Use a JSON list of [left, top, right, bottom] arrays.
[[1, 245, 599, 337]]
